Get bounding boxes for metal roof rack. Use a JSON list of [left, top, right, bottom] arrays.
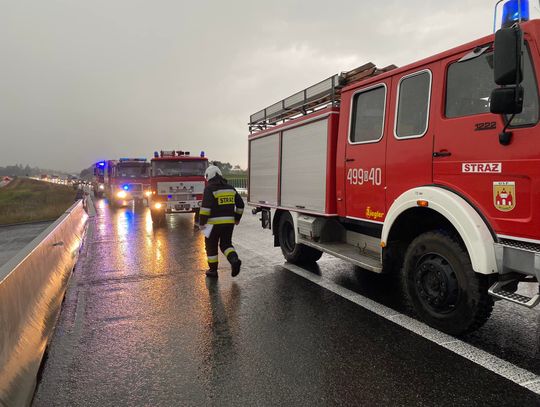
[[249, 62, 397, 132]]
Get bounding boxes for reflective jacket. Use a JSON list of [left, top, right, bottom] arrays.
[[199, 175, 244, 226]]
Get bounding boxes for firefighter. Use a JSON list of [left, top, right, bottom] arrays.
[[199, 165, 244, 278]]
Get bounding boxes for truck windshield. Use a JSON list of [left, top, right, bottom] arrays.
[[152, 160, 208, 177], [116, 164, 150, 178]]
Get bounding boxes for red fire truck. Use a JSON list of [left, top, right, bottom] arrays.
[[248, 12, 540, 334], [148, 150, 208, 224], [104, 158, 151, 207], [92, 161, 106, 198]]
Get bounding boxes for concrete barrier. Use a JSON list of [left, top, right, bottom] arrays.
[[0, 201, 88, 407]]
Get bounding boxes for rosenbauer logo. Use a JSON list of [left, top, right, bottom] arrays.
[[462, 163, 502, 173]]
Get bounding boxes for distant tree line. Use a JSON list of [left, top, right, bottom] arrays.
[[79, 166, 93, 181], [212, 161, 246, 176], [0, 164, 70, 177]]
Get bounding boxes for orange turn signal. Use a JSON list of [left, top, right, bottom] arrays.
[[417, 200, 429, 207]]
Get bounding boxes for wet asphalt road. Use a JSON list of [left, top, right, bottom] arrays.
[[0, 221, 52, 267], [33, 199, 540, 406]]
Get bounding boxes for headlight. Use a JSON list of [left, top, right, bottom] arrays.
[[98, 184, 105, 190], [145, 191, 152, 197], [154, 202, 162, 209], [117, 191, 127, 199]]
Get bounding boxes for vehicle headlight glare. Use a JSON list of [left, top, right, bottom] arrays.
[[155, 202, 162, 209], [117, 191, 127, 199]]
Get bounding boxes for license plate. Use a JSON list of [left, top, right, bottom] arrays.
[[175, 204, 190, 210]]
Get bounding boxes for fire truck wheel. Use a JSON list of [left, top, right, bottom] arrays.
[[401, 231, 494, 336], [150, 210, 166, 226], [278, 212, 322, 264]]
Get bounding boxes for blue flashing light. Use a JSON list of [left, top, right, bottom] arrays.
[[154, 151, 159, 158], [167, 195, 172, 199], [502, 0, 530, 28], [98, 161, 105, 167], [123, 185, 129, 190], [200, 151, 205, 157]]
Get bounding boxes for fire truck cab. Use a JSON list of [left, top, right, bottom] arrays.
[[149, 150, 208, 224], [92, 161, 106, 198], [104, 158, 151, 208], [249, 15, 540, 335]]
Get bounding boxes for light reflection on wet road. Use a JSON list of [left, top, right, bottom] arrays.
[[32, 199, 540, 406]]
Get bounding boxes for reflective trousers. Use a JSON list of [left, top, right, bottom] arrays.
[[205, 224, 238, 271]]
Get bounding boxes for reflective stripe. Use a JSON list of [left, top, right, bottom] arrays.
[[213, 189, 236, 198], [224, 247, 236, 257], [199, 207, 211, 216], [207, 255, 219, 263], [235, 208, 244, 215], [208, 216, 235, 225]]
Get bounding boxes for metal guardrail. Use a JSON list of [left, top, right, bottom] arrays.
[[0, 201, 88, 407], [227, 176, 248, 190]]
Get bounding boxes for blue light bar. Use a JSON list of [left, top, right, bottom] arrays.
[[123, 185, 129, 190], [98, 161, 105, 167], [200, 151, 205, 157], [502, 0, 530, 28]]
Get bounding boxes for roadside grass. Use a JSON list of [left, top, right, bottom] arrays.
[[0, 178, 77, 225]]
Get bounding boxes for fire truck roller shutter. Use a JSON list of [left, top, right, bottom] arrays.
[[381, 186, 497, 275]]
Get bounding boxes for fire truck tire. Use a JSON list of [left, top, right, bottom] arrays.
[[278, 212, 322, 263], [401, 231, 494, 336], [150, 210, 166, 225]]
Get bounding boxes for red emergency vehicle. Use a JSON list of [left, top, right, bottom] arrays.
[[92, 161, 106, 198], [148, 150, 208, 224], [248, 11, 540, 334], [104, 158, 151, 207]]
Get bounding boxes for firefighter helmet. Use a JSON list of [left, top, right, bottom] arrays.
[[205, 165, 222, 180]]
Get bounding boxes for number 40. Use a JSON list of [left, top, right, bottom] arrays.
[[347, 167, 382, 186]]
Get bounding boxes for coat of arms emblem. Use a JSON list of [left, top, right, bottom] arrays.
[[493, 181, 516, 212]]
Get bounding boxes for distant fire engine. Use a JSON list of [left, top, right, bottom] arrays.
[[149, 150, 208, 224], [248, 2, 540, 335], [92, 161, 106, 198], [104, 158, 151, 207]]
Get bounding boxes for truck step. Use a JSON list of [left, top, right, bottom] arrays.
[[299, 239, 382, 273], [488, 281, 540, 308]]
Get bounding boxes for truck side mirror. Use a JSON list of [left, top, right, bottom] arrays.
[[490, 85, 524, 114], [490, 26, 524, 116], [493, 26, 522, 85]]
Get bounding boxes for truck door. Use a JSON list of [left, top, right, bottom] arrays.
[[385, 65, 438, 206], [344, 79, 390, 222], [434, 44, 540, 239]]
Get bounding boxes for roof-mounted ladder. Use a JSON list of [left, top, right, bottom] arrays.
[[249, 62, 397, 132]]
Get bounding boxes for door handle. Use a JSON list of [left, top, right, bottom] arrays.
[[433, 151, 451, 158], [345, 158, 355, 162], [52, 241, 64, 247]]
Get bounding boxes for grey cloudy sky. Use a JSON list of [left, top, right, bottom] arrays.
[[0, 1, 533, 172]]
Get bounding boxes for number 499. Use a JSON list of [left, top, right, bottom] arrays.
[[347, 167, 382, 186]]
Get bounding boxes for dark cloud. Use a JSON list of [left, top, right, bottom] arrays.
[[0, 1, 514, 170]]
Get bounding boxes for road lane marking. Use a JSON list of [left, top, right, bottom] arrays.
[[282, 262, 540, 395]]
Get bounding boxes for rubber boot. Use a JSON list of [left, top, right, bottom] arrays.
[[228, 252, 242, 277], [206, 263, 218, 278]]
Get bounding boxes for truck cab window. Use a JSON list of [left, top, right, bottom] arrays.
[[350, 85, 386, 143], [396, 71, 431, 138], [445, 46, 539, 126]]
